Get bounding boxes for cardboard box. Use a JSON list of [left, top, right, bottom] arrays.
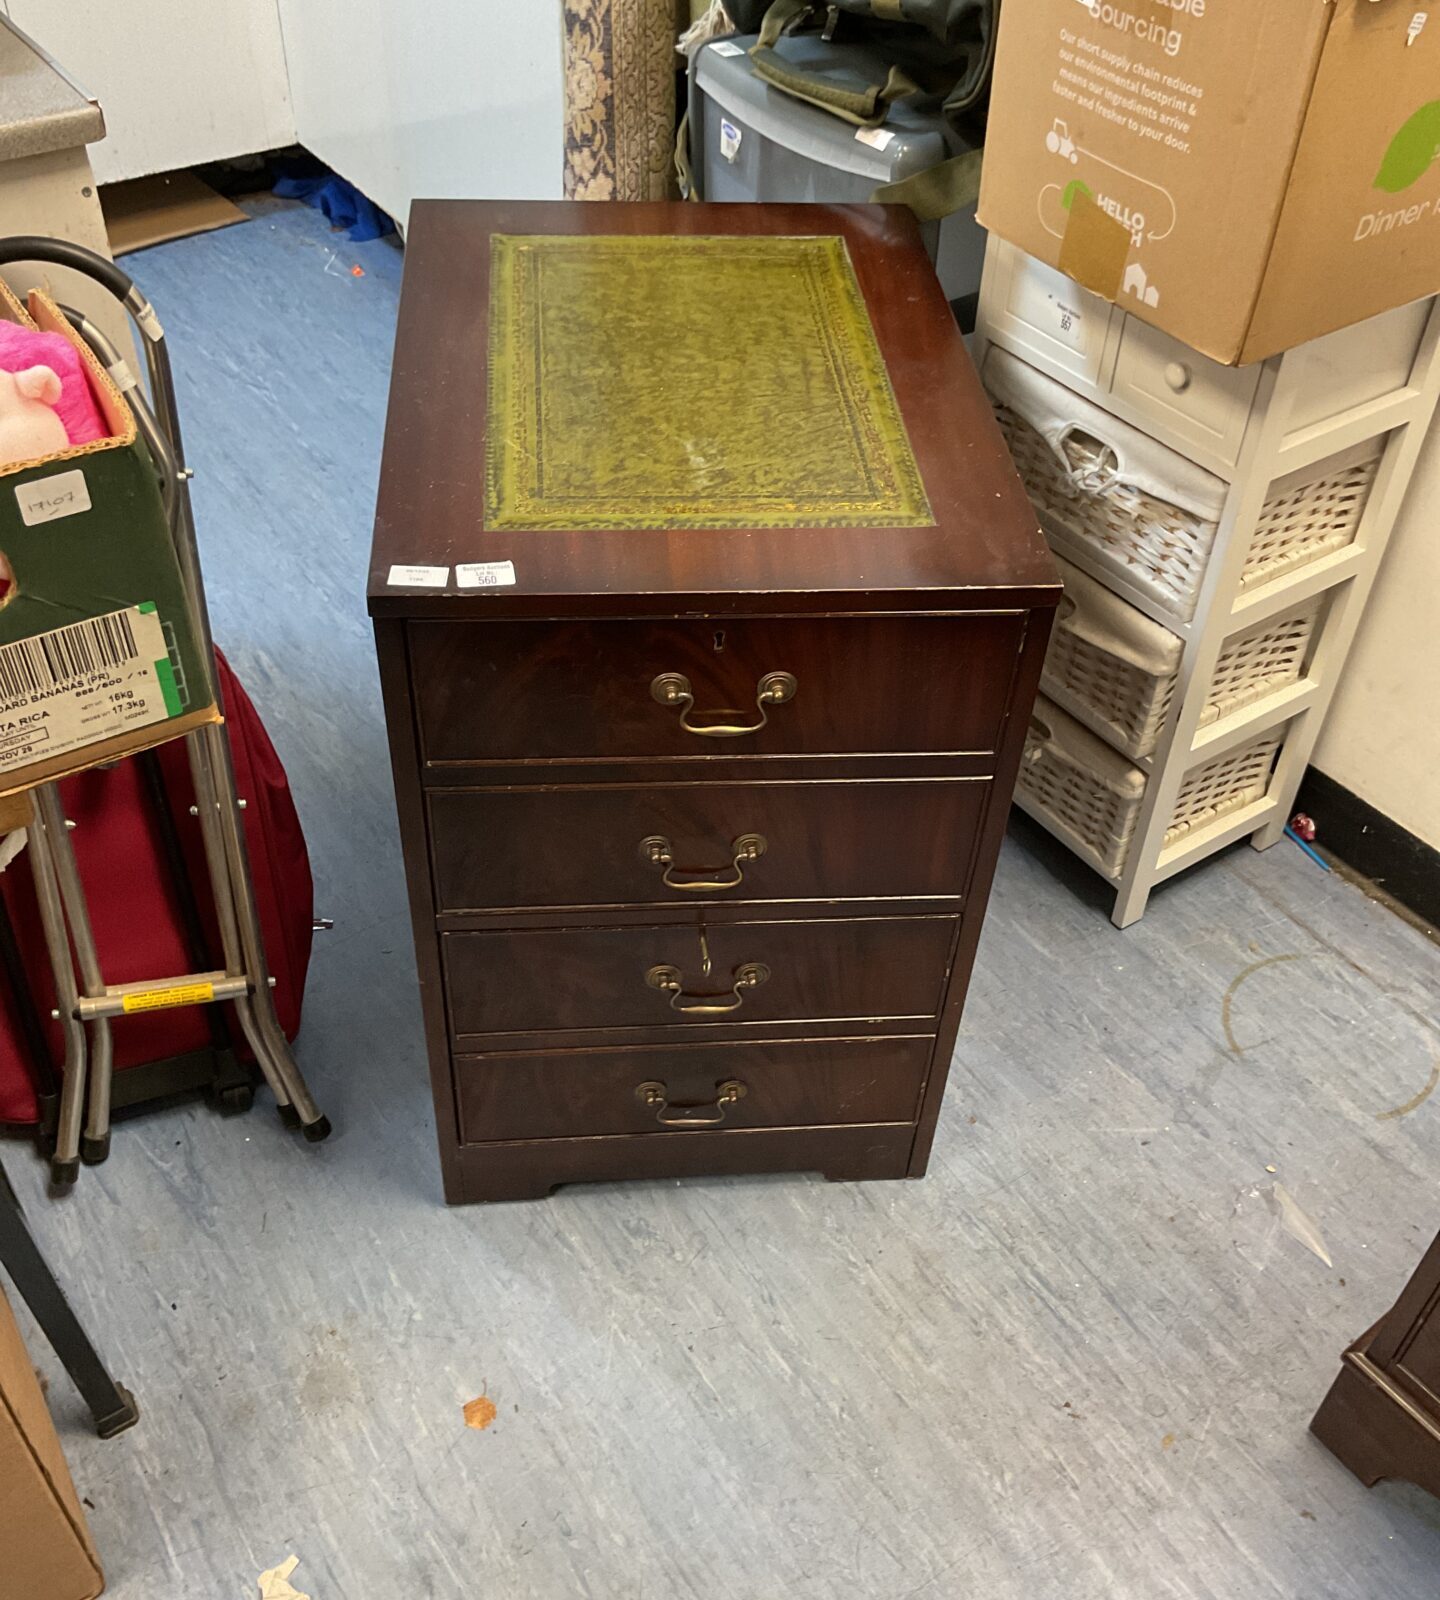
[[978, 0, 1440, 365], [0, 282, 218, 797], [0, 1283, 104, 1600]]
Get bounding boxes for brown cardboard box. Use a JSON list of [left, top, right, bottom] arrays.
[[0, 1284, 104, 1600], [978, 0, 1440, 364]]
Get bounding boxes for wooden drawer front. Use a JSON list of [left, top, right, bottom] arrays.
[[982, 238, 1114, 388], [1110, 316, 1260, 467], [429, 778, 989, 913], [410, 615, 1024, 765], [456, 1037, 930, 1143], [443, 916, 954, 1042]]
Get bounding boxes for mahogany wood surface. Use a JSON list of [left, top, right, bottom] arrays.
[[442, 916, 956, 1044], [1312, 1229, 1440, 1503], [369, 200, 1059, 1202], [451, 1124, 917, 1203], [455, 1036, 932, 1144], [368, 200, 1055, 620], [427, 777, 990, 914], [409, 614, 1025, 765]]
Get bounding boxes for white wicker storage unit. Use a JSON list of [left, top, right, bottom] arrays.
[[1042, 556, 1318, 764], [976, 239, 1440, 926]]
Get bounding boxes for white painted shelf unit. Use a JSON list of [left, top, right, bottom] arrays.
[[974, 239, 1440, 927]]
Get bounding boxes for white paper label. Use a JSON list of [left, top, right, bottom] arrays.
[[15, 468, 91, 527], [1049, 293, 1086, 351], [709, 39, 744, 56], [720, 118, 742, 162], [0, 605, 178, 775], [386, 564, 449, 588], [854, 126, 896, 152], [456, 560, 517, 590]]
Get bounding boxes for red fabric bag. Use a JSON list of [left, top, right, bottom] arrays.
[[0, 651, 313, 1125]]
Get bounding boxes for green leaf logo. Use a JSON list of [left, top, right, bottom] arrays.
[[1375, 100, 1440, 193], [1062, 179, 1094, 212]]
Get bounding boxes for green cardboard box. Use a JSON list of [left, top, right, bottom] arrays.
[[0, 286, 217, 796]]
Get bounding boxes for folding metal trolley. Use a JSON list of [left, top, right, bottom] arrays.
[[0, 237, 331, 1187]]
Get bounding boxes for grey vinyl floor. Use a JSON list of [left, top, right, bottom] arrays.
[[7, 196, 1440, 1599]]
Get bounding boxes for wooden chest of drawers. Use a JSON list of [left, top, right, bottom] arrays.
[[1312, 1228, 1440, 1503], [367, 199, 1059, 1204]]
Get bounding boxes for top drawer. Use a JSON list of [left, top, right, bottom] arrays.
[[409, 615, 1026, 765], [1109, 318, 1259, 467], [980, 240, 1114, 387], [980, 239, 1263, 471]]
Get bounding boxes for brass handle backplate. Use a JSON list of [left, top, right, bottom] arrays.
[[644, 960, 770, 1015], [635, 1078, 748, 1127], [650, 670, 797, 737], [639, 832, 766, 893]]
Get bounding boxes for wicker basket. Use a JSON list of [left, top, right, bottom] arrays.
[[1017, 695, 1282, 879], [1044, 555, 1319, 760], [985, 350, 1380, 623], [986, 348, 1226, 622], [1241, 444, 1377, 590]]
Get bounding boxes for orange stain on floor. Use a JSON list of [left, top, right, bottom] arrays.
[[463, 1395, 498, 1431]]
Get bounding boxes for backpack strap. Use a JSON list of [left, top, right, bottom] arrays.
[[748, 0, 921, 127], [870, 145, 983, 219]]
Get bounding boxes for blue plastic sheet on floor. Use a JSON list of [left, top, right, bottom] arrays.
[[272, 173, 394, 242]]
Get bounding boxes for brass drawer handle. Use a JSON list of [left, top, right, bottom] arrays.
[[650, 670, 797, 737], [645, 960, 770, 1015], [635, 1078, 748, 1127], [639, 832, 766, 893]]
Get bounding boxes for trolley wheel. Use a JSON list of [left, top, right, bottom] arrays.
[[80, 1132, 111, 1166], [215, 1083, 255, 1116], [301, 1115, 333, 1144], [276, 1101, 301, 1129], [50, 1157, 79, 1189]]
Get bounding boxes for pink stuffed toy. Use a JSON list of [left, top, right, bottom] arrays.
[[0, 320, 110, 468]]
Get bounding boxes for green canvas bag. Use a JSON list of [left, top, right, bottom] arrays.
[[687, 0, 998, 218]]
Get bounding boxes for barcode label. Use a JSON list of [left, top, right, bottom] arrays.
[[0, 604, 180, 777], [0, 610, 140, 701]]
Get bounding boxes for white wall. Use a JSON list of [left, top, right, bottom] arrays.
[[4, 0, 296, 185], [1314, 411, 1440, 851], [274, 0, 565, 229]]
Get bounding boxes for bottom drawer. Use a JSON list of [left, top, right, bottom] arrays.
[[1017, 694, 1280, 878], [456, 1037, 931, 1143]]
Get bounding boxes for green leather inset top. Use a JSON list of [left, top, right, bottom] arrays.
[[485, 233, 933, 531]]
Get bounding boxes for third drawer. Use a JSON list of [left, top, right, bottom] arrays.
[[443, 916, 956, 1044], [428, 778, 990, 913]]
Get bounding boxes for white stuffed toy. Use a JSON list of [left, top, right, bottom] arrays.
[[0, 364, 68, 468]]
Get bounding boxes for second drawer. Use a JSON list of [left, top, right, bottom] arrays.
[[428, 778, 990, 912], [443, 916, 956, 1043]]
